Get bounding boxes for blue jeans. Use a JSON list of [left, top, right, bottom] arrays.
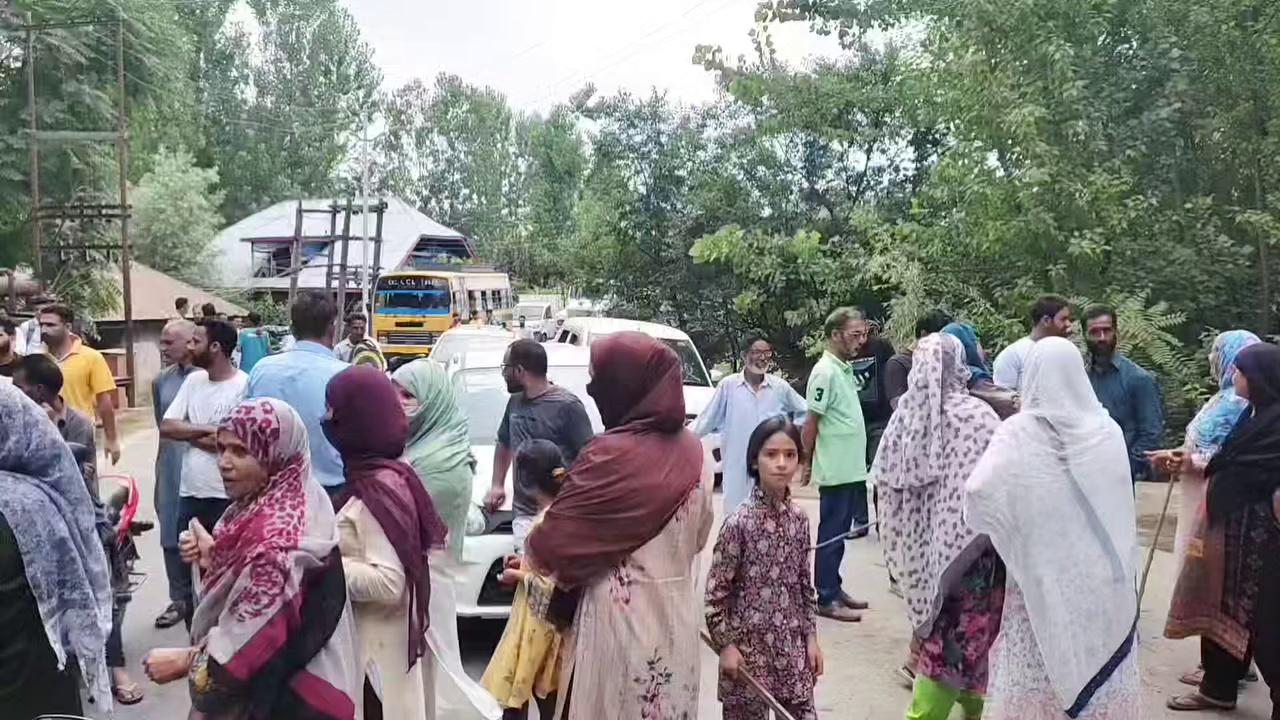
[[815, 483, 867, 605]]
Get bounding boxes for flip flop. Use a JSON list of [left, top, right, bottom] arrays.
[[1179, 669, 1204, 687], [113, 682, 144, 706], [1167, 693, 1235, 711]]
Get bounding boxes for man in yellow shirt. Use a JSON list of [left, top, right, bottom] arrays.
[[39, 304, 121, 464]]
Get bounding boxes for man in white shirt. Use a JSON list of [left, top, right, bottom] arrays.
[[991, 294, 1074, 391], [332, 311, 379, 362], [159, 318, 247, 626]]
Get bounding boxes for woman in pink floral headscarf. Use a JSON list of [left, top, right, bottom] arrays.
[[143, 398, 360, 719]]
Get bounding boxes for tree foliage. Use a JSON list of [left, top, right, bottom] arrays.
[[131, 147, 224, 284]]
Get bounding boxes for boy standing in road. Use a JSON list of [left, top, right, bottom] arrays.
[[802, 307, 872, 622]]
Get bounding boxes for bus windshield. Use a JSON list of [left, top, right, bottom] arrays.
[[376, 290, 449, 314]]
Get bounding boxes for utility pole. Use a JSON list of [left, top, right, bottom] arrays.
[[25, 13, 40, 279], [115, 15, 135, 403], [360, 118, 371, 316]]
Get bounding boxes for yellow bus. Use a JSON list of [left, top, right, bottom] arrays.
[[372, 268, 513, 361]]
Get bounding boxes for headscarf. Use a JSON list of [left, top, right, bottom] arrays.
[[192, 399, 359, 718], [941, 322, 992, 384], [324, 365, 446, 669], [0, 384, 112, 709], [965, 337, 1137, 715], [393, 359, 475, 560], [873, 334, 1001, 636], [526, 331, 704, 587], [1184, 330, 1260, 466], [1205, 342, 1280, 525]]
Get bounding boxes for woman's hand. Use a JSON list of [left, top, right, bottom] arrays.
[[179, 519, 214, 569], [807, 634, 824, 677], [1146, 448, 1187, 477], [142, 647, 197, 684], [718, 644, 743, 680]]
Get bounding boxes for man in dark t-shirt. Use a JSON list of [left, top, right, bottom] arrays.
[[484, 340, 594, 550], [851, 332, 896, 466]]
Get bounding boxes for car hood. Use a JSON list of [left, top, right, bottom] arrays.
[[471, 444, 514, 511]]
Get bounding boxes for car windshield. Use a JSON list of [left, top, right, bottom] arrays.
[[456, 364, 603, 445], [659, 338, 711, 387], [513, 304, 545, 320]]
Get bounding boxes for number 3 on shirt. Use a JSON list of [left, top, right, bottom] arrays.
[[814, 388, 825, 402]]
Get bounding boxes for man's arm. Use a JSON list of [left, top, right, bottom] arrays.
[[1130, 371, 1166, 482], [159, 377, 217, 449], [96, 393, 120, 464], [783, 382, 807, 425], [800, 413, 820, 485], [89, 355, 121, 464], [486, 399, 515, 511], [690, 381, 727, 437], [884, 356, 909, 411]]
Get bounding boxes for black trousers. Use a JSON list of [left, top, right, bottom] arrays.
[[1199, 526, 1280, 718]]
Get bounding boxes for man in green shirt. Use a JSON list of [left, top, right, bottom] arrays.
[[802, 306, 872, 622]]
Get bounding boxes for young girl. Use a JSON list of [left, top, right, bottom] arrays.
[[481, 439, 568, 720], [706, 416, 823, 719]]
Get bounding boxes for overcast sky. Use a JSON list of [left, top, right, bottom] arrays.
[[340, 0, 840, 113]]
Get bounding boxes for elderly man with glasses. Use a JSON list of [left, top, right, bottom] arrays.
[[693, 335, 806, 514]]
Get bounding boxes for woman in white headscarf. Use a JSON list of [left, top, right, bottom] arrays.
[[965, 337, 1140, 719]]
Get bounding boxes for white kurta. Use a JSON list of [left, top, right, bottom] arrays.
[[338, 498, 427, 720]]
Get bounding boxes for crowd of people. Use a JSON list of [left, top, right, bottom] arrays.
[[1, 285, 1278, 720]]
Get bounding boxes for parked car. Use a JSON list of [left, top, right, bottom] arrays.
[[553, 317, 723, 478], [427, 325, 514, 367], [451, 344, 603, 619]]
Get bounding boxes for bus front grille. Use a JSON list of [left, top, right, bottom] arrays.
[[386, 332, 438, 346]]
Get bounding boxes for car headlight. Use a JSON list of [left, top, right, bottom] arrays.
[[377, 333, 389, 343]]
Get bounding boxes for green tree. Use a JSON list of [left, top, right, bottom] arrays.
[[131, 147, 225, 285]]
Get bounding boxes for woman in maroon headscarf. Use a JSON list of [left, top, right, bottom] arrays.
[[525, 331, 715, 720], [324, 366, 447, 720]]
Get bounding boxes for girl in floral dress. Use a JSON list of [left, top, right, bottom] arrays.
[[705, 416, 823, 720]]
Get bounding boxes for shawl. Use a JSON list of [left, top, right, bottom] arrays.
[[393, 359, 476, 560], [0, 384, 112, 709], [325, 365, 446, 669], [1185, 330, 1260, 467], [526, 331, 703, 588], [1205, 342, 1280, 525], [192, 398, 359, 719], [965, 337, 1138, 716], [941, 322, 993, 384], [873, 334, 1001, 637]]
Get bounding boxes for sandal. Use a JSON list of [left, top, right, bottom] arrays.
[[1179, 669, 1204, 687], [1167, 693, 1235, 711], [113, 682, 144, 706]]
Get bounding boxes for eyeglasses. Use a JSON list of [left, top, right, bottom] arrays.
[[747, 350, 774, 360], [843, 329, 869, 340]]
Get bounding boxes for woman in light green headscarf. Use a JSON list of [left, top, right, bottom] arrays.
[[393, 358, 475, 560], [392, 359, 503, 720]]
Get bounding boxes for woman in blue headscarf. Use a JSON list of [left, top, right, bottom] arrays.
[[942, 323, 1019, 419], [1157, 330, 1260, 575]]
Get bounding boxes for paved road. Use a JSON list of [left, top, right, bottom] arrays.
[[87, 414, 1270, 719]]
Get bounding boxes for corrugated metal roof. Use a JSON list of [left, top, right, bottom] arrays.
[[209, 196, 468, 291]]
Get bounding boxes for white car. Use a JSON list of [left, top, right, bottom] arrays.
[[512, 300, 558, 342], [427, 325, 514, 367], [451, 344, 604, 619], [553, 317, 723, 476]]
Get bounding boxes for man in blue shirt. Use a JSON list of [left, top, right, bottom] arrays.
[[1084, 305, 1165, 483], [693, 336, 806, 514], [246, 291, 348, 497]]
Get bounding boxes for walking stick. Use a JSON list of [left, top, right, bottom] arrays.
[[1137, 466, 1178, 607], [700, 629, 798, 720], [810, 520, 878, 550]]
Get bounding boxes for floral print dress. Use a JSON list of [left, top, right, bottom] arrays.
[[914, 549, 1004, 693], [556, 447, 715, 720], [705, 487, 817, 719]]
